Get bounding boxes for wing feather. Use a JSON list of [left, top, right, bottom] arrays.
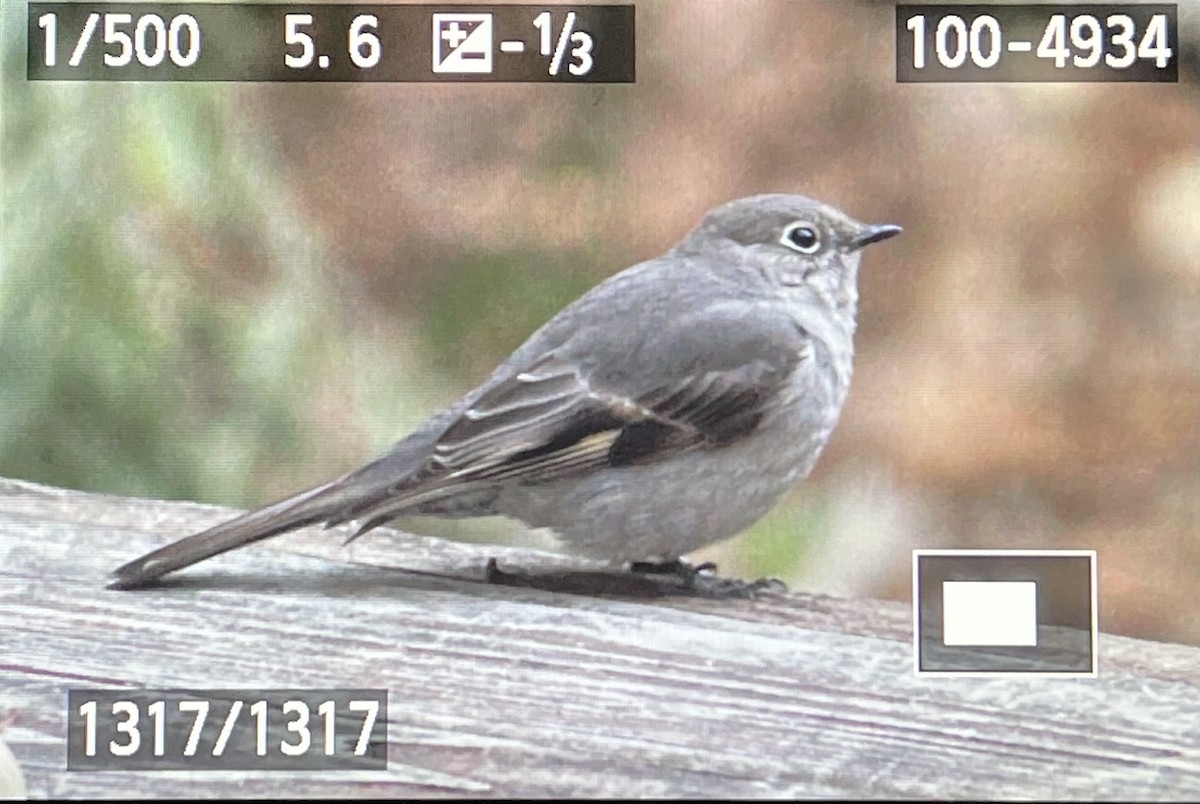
[[338, 303, 814, 531]]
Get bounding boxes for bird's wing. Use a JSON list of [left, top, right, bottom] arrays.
[[335, 301, 816, 530]]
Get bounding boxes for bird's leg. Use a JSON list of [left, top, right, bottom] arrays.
[[484, 557, 529, 586]]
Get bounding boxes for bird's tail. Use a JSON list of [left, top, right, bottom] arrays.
[[109, 414, 461, 589], [108, 480, 353, 589]]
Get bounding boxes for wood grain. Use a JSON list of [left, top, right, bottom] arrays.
[[1, 477, 1197, 799]]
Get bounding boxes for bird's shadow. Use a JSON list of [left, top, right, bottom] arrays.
[[105, 560, 708, 600]]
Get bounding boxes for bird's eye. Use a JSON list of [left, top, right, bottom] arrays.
[[782, 222, 821, 254]]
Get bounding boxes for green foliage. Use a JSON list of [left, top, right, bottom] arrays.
[[739, 491, 822, 580], [0, 66, 336, 505]]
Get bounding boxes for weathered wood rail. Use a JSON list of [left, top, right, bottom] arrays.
[[1, 477, 1198, 799]]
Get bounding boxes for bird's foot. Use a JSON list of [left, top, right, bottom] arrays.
[[690, 575, 788, 599], [629, 559, 787, 599], [483, 557, 787, 600], [629, 558, 716, 587]]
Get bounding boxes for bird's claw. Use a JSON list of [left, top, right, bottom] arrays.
[[629, 558, 786, 598], [687, 575, 788, 599]]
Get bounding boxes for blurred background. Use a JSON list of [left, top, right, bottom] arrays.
[[2, 0, 1197, 645]]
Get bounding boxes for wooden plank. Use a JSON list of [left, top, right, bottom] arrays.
[[1, 477, 1198, 799]]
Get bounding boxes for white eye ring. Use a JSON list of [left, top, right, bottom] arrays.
[[781, 222, 821, 255]]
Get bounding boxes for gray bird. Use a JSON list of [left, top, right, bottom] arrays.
[[110, 194, 900, 592]]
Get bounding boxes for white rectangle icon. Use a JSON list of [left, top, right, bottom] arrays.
[[942, 580, 1038, 646], [913, 549, 1097, 677]]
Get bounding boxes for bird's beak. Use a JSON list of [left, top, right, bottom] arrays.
[[850, 223, 903, 251]]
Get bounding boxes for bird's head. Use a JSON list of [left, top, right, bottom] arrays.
[[674, 194, 902, 321]]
